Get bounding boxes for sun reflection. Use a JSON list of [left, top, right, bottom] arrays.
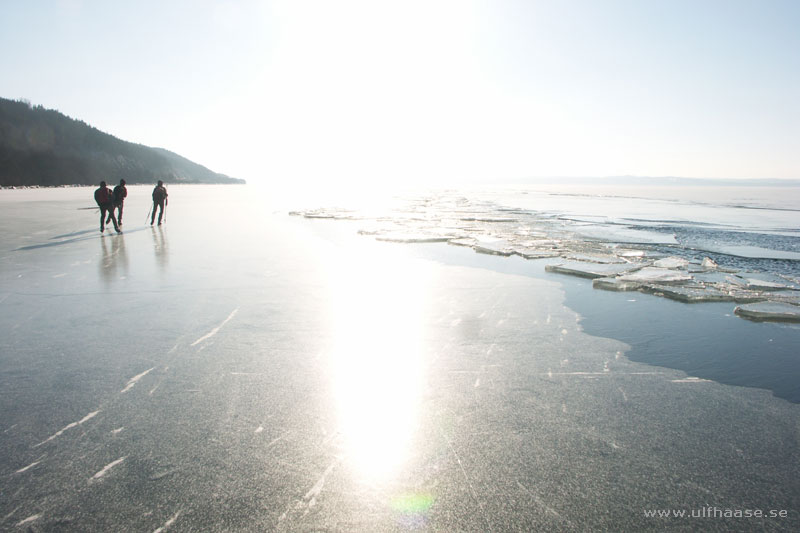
[[326, 241, 431, 480]]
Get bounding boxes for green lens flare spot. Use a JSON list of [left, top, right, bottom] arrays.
[[390, 492, 435, 513]]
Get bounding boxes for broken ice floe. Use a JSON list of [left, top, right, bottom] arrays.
[[617, 267, 694, 284], [292, 194, 800, 322], [545, 262, 640, 279], [374, 233, 451, 243], [653, 256, 690, 269], [735, 302, 800, 322]]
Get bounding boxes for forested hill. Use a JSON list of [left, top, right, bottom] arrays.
[[0, 98, 244, 186]]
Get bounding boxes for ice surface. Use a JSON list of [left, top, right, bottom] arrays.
[[572, 225, 678, 244], [2, 186, 800, 531], [374, 233, 451, 243], [701, 257, 718, 269], [735, 302, 800, 321], [745, 277, 793, 291], [592, 277, 643, 291], [703, 245, 800, 260], [545, 261, 642, 279], [653, 256, 690, 269], [566, 253, 626, 264], [617, 267, 693, 284], [292, 191, 800, 323], [471, 236, 515, 256], [641, 284, 735, 303]]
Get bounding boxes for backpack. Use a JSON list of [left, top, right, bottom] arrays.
[[95, 187, 111, 205], [153, 186, 166, 202], [113, 186, 125, 203]]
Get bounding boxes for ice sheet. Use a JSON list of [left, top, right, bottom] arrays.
[[2, 186, 800, 531]]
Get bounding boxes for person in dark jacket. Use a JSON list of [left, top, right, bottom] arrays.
[[94, 181, 120, 233], [106, 179, 128, 226], [151, 180, 168, 225]]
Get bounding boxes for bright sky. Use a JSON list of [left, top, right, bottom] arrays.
[[2, 0, 799, 187]]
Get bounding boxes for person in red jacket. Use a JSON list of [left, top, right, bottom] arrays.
[[94, 181, 120, 233]]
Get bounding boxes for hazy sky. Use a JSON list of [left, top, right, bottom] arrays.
[[2, 0, 799, 186]]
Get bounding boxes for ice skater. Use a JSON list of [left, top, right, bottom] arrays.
[[106, 179, 127, 226], [94, 181, 120, 233], [151, 180, 168, 225]]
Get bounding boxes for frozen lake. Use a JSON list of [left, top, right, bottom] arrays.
[[1, 185, 798, 531]]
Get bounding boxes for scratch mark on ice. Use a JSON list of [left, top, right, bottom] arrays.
[[302, 460, 337, 513], [153, 510, 181, 533], [279, 459, 338, 523], [439, 426, 492, 532], [671, 377, 712, 383], [517, 481, 561, 518], [16, 514, 41, 526], [190, 308, 238, 346], [34, 410, 100, 447], [618, 387, 628, 402], [255, 426, 264, 434], [15, 456, 45, 474], [267, 433, 288, 448], [2, 506, 21, 523], [91, 456, 126, 480], [112, 427, 125, 435], [121, 367, 155, 393]]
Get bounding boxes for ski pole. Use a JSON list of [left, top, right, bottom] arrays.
[[146, 204, 152, 224]]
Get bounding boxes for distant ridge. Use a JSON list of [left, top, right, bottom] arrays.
[[0, 97, 244, 187], [506, 175, 800, 187]]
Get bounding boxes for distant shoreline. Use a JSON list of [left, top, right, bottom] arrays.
[[501, 176, 800, 187], [0, 182, 247, 190]]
